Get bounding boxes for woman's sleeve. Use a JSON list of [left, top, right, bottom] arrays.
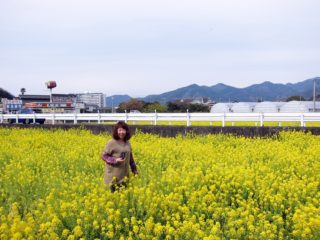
[[101, 141, 117, 165], [129, 152, 138, 174], [101, 152, 117, 165]]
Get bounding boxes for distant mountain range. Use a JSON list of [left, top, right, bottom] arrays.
[[106, 77, 320, 106], [105, 95, 131, 107], [2, 77, 320, 106]]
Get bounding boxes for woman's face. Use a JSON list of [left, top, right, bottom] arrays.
[[117, 127, 126, 140]]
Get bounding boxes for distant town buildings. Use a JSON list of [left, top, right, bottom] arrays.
[[0, 92, 106, 113], [76, 92, 106, 110], [1, 98, 23, 113], [1, 90, 320, 114], [180, 97, 215, 107]]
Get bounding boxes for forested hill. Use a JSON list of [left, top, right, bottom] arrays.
[[0, 88, 14, 99], [141, 77, 320, 103]]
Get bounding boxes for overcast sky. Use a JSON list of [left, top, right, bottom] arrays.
[[1, 0, 319, 97]]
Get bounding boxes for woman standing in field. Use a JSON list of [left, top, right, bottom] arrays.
[[101, 121, 138, 191]]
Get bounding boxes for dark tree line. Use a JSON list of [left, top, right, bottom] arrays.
[[167, 101, 210, 112], [0, 88, 14, 99], [117, 99, 210, 113]]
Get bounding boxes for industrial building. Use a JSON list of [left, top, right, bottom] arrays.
[[210, 101, 320, 113]]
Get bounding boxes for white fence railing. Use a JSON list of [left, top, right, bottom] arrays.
[[1, 112, 320, 127]]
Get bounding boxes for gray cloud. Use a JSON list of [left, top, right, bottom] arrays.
[[1, 0, 320, 97]]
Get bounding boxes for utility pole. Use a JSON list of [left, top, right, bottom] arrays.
[[111, 96, 114, 113], [313, 78, 316, 112]]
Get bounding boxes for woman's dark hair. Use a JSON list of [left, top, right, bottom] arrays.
[[112, 121, 131, 141]]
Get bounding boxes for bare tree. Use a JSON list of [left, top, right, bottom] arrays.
[[20, 88, 26, 95]]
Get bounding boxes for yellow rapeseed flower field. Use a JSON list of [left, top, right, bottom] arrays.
[[0, 127, 319, 239]]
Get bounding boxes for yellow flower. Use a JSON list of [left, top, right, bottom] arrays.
[[73, 226, 83, 237], [62, 229, 70, 237], [1, 129, 320, 239], [133, 225, 139, 234]]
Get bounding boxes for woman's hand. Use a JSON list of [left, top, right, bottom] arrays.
[[115, 157, 125, 164]]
